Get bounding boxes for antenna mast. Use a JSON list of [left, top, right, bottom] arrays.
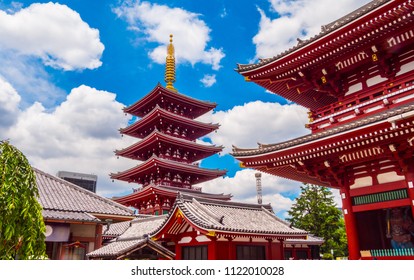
[[255, 172, 262, 204]]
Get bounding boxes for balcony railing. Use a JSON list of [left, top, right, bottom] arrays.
[[308, 74, 414, 133], [361, 248, 414, 259]]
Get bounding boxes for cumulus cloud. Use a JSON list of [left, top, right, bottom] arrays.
[[0, 2, 104, 70], [114, 1, 225, 70], [0, 50, 66, 108], [199, 168, 301, 217], [3, 85, 137, 197], [0, 76, 21, 129], [199, 168, 342, 217], [253, 0, 371, 58], [200, 74, 216, 87], [200, 100, 309, 154]]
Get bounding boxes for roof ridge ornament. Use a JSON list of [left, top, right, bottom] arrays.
[[165, 34, 177, 92]]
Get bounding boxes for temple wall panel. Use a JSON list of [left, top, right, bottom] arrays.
[[350, 176, 372, 189], [377, 171, 405, 184]]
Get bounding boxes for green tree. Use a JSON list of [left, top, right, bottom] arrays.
[[0, 141, 46, 259], [287, 183, 348, 259]]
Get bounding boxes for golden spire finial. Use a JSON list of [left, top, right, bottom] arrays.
[[165, 34, 177, 92]]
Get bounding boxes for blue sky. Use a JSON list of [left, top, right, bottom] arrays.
[[0, 0, 370, 217]]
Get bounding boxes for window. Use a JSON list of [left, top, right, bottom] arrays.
[[236, 245, 266, 260], [296, 250, 308, 260], [284, 249, 293, 260], [182, 246, 208, 260]]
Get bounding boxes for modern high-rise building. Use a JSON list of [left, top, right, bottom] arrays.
[[57, 171, 98, 193]]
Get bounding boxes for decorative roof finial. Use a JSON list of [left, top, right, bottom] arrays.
[[165, 34, 177, 92]]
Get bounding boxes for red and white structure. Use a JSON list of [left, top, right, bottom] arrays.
[[233, 0, 414, 260]]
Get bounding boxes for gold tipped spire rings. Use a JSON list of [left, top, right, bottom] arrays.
[[165, 34, 177, 92]]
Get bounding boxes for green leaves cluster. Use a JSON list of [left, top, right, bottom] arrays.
[[287, 184, 348, 259], [0, 141, 46, 259]]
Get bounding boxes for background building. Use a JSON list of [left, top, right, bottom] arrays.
[[57, 170, 98, 193]]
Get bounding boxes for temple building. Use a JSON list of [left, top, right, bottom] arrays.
[[35, 167, 135, 260], [232, 0, 414, 260], [111, 35, 230, 215], [88, 194, 323, 260]]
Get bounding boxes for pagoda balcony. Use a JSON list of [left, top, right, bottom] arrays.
[[132, 182, 202, 192], [307, 73, 414, 133]]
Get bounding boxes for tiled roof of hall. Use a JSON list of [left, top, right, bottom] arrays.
[[87, 215, 174, 259], [35, 167, 135, 222], [232, 102, 414, 157], [236, 0, 390, 73], [102, 220, 131, 239], [153, 193, 307, 237]]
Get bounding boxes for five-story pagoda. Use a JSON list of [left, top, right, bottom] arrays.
[[112, 35, 229, 215]]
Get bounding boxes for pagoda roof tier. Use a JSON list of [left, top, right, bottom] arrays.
[[115, 129, 223, 162], [124, 84, 217, 119], [120, 105, 220, 139], [232, 102, 414, 188], [110, 155, 227, 185], [113, 185, 232, 206], [236, 0, 414, 110]]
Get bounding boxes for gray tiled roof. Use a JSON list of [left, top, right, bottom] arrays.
[[162, 194, 307, 236], [117, 215, 167, 241], [88, 195, 312, 258], [102, 220, 131, 238], [35, 167, 134, 221], [87, 215, 168, 258], [42, 209, 100, 222]]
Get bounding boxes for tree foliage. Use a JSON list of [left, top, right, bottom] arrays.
[[0, 141, 46, 259], [287, 184, 348, 258]]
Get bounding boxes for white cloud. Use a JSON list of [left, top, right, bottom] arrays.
[[200, 74, 216, 87], [0, 50, 66, 108], [200, 100, 309, 154], [199, 168, 300, 216], [200, 168, 342, 217], [254, 0, 371, 58], [114, 1, 225, 70], [220, 7, 227, 18], [3, 85, 138, 197], [0, 2, 104, 70], [0, 76, 21, 129]]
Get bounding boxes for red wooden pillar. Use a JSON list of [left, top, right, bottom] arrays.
[[208, 237, 217, 260], [405, 159, 414, 218], [340, 185, 360, 260], [278, 239, 285, 260], [175, 243, 182, 260], [266, 239, 273, 260], [94, 223, 103, 250], [291, 245, 296, 260], [227, 237, 234, 260]]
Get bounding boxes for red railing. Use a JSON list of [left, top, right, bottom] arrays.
[[308, 74, 414, 133]]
